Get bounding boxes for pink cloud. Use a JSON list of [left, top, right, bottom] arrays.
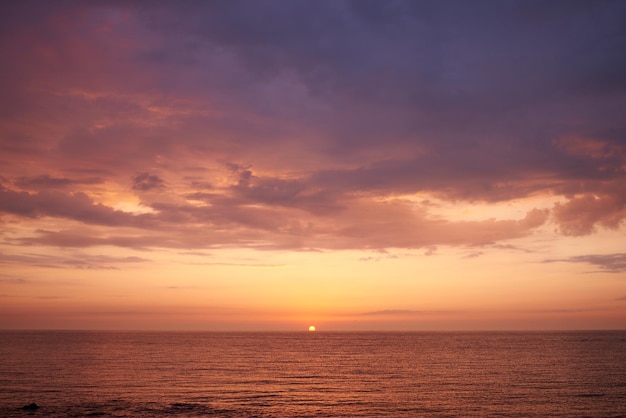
[[553, 194, 625, 236], [0, 185, 152, 227]]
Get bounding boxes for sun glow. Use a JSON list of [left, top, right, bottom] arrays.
[[308, 325, 316, 332]]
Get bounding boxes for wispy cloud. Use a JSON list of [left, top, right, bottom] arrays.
[[463, 251, 483, 259], [0, 252, 151, 270], [191, 262, 284, 268], [164, 286, 201, 290], [360, 309, 464, 316], [0, 277, 29, 284], [543, 253, 626, 273], [14, 174, 103, 190]]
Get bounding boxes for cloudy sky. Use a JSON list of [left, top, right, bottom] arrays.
[[1, 0, 625, 330]]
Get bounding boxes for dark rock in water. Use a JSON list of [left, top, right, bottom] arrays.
[[22, 403, 40, 410]]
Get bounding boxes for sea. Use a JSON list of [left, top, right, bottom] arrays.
[[1, 331, 625, 417]]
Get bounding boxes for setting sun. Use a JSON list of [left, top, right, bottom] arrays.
[[308, 325, 316, 332]]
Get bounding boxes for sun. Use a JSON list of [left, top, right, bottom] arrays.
[[308, 325, 316, 332]]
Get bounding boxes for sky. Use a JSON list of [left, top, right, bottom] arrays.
[[1, 0, 625, 331]]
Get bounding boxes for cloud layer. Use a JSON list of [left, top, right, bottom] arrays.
[[1, 0, 625, 253]]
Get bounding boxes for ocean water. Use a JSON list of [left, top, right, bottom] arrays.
[[1, 331, 625, 417]]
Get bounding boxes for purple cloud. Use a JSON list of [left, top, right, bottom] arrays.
[[0, 0, 624, 252]]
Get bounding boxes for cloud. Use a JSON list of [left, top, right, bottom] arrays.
[[14, 174, 103, 190], [231, 173, 344, 215], [0, 277, 28, 284], [552, 193, 625, 236], [360, 309, 463, 316], [463, 251, 483, 259], [132, 172, 166, 191], [490, 244, 533, 253], [617, 296, 626, 301], [329, 205, 549, 250], [362, 310, 423, 316], [0, 0, 624, 255], [0, 184, 153, 227], [359, 256, 377, 262], [8, 191, 549, 252], [543, 253, 626, 273], [188, 180, 213, 190], [523, 308, 602, 314], [0, 251, 150, 270], [165, 286, 201, 290], [191, 262, 283, 268]]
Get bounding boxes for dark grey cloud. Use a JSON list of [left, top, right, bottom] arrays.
[[132, 172, 166, 191], [543, 253, 626, 273], [6, 1, 626, 179], [119, 0, 625, 155], [188, 180, 213, 190], [231, 174, 344, 215], [184, 1, 623, 135]]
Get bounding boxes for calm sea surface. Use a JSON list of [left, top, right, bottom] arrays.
[[1, 331, 625, 417]]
